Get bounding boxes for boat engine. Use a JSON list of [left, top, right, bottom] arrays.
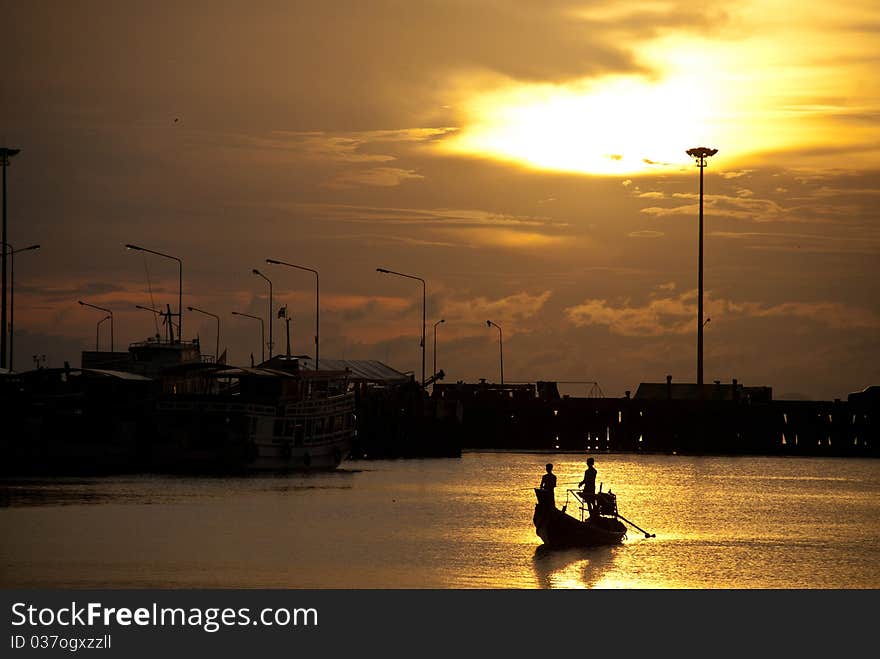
[[594, 491, 618, 516]]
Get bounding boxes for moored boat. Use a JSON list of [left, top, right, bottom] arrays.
[[150, 359, 355, 472]]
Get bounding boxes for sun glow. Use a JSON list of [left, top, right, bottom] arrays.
[[440, 15, 880, 176], [443, 70, 726, 176]]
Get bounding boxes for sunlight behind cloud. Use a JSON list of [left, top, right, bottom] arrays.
[[440, 1, 880, 176], [442, 70, 722, 175]]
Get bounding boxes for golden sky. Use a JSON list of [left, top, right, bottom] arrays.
[[3, 0, 879, 398]]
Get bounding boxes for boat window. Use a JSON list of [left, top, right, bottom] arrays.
[[284, 420, 294, 437]]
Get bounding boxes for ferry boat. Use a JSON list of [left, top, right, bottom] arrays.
[[150, 358, 355, 472]]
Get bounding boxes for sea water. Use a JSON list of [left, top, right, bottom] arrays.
[[1, 452, 878, 588]]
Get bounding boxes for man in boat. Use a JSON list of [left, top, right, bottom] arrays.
[[579, 457, 597, 513], [539, 463, 557, 504]]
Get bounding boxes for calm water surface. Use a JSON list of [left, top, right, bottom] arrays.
[[2, 452, 878, 588]]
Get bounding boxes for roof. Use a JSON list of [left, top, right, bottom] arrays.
[[13, 367, 154, 382], [214, 367, 294, 378], [297, 358, 410, 384], [634, 381, 772, 401]]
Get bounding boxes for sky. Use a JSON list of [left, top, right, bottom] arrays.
[[2, 0, 879, 400]]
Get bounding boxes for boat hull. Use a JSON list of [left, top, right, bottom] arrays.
[[150, 393, 354, 473], [533, 489, 626, 548]]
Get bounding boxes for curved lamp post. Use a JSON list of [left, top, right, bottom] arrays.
[[686, 147, 717, 386], [232, 311, 264, 364], [188, 306, 220, 362], [95, 315, 111, 351], [125, 244, 182, 344], [266, 259, 319, 369], [433, 318, 445, 380], [377, 267, 426, 386], [79, 300, 114, 352], [252, 269, 273, 360], [486, 319, 503, 385], [3, 242, 40, 370]]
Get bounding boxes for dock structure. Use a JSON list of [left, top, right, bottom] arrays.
[[431, 377, 878, 457]]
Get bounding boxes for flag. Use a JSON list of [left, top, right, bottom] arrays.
[[217, 348, 227, 365], [278, 305, 287, 319]]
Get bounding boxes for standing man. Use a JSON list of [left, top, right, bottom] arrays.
[[579, 457, 597, 512], [539, 463, 557, 505]]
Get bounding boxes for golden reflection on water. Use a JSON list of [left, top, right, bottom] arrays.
[[1, 453, 879, 589]]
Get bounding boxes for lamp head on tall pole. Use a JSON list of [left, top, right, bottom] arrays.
[[686, 146, 717, 388], [686, 147, 718, 163]]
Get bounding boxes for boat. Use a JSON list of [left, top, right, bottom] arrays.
[[0, 365, 157, 475], [149, 358, 355, 472], [533, 486, 637, 548]]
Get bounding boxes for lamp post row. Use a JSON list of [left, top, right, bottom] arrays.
[[3, 142, 716, 385]]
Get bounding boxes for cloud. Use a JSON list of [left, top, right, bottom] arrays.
[[565, 292, 880, 336], [330, 167, 424, 188], [628, 230, 664, 238], [441, 290, 553, 331]]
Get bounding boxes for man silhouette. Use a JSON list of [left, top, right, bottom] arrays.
[[579, 457, 597, 512], [539, 463, 557, 504]]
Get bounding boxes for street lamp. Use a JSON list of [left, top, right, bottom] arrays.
[[125, 244, 183, 344], [1, 146, 22, 369], [2, 242, 40, 370], [377, 267, 426, 386], [686, 147, 717, 386], [95, 315, 111, 352], [232, 311, 264, 364], [252, 269, 273, 360], [266, 259, 319, 369], [79, 300, 114, 352], [433, 319, 445, 381], [188, 306, 220, 362], [486, 320, 503, 385]]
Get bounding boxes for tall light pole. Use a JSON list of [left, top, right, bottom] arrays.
[[1, 147, 21, 369], [232, 311, 264, 364], [377, 267, 426, 386], [125, 244, 182, 344], [79, 300, 114, 352], [3, 242, 39, 370], [188, 306, 220, 362], [486, 320, 503, 385], [266, 259, 319, 369], [686, 147, 717, 387], [433, 319, 445, 380], [252, 269, 273, 360]]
